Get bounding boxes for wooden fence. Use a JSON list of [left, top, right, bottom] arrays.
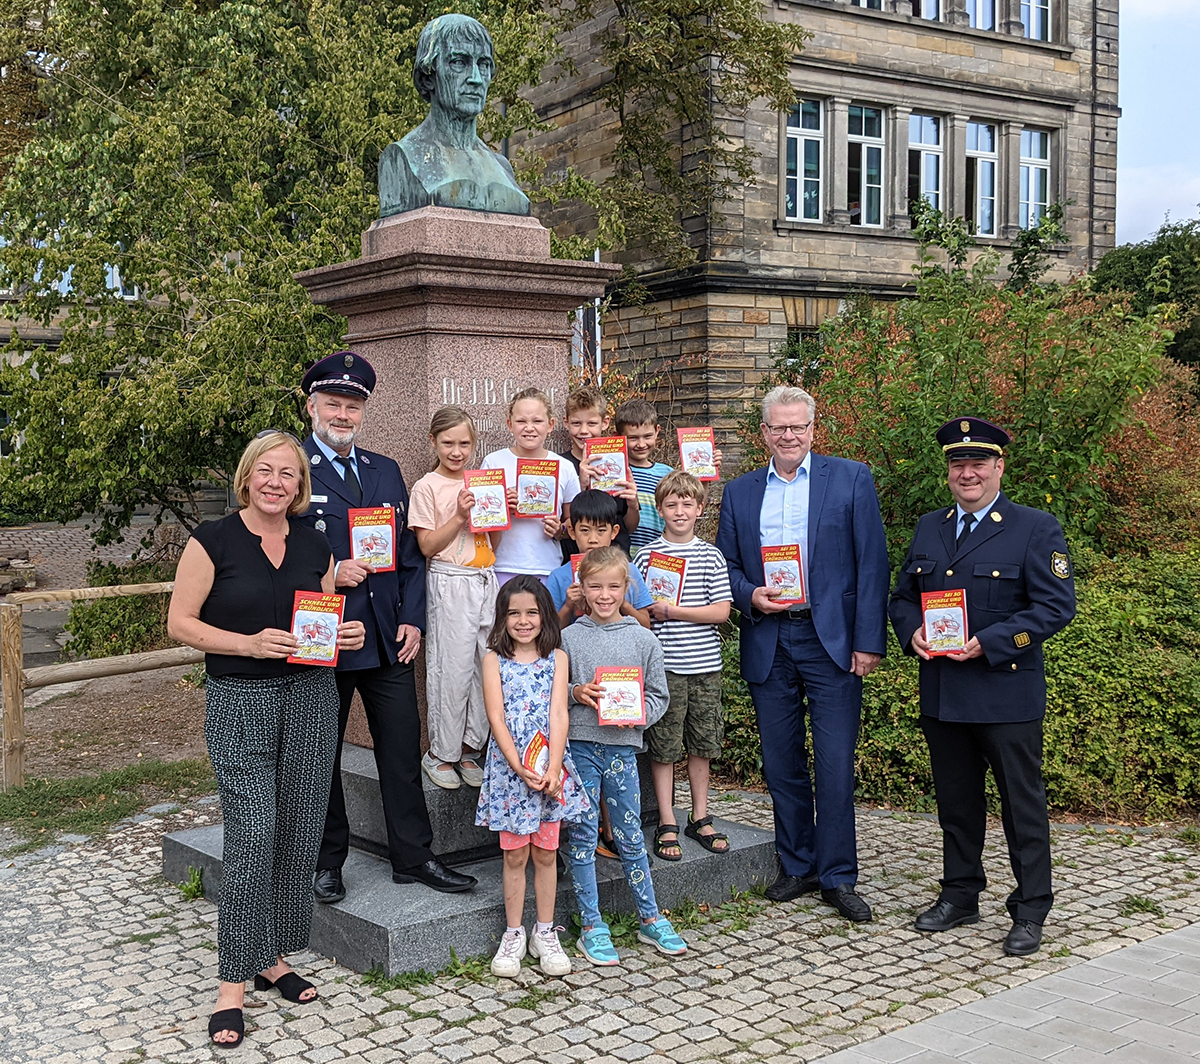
[[0, 583, 203, 792]]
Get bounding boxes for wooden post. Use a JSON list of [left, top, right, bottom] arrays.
[[1, 602, 25, 792]]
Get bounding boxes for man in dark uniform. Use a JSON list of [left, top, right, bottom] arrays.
[[298, 351, 476, 899], [888, 418, 1075, 956]]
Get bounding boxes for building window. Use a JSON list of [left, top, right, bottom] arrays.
[[1021, 0, 1050, 41], [907, 114, 942, 218], [785, 99, 823, 223], [966, 0, 994, 29], [1019, 128, 1051, 229], [849, 0, 883, 8], [105, 263, 138, 300], [910, 0, 939, 18], [964, 121, 997, 236], [847, 104, 884, 227]]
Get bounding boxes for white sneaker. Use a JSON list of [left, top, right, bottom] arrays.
[[422, 752, 461, 790], [529, 925, 572, 976], [490, 927, 527, 978]]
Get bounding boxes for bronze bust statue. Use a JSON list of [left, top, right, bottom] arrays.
[[378, 14, 531, 217]]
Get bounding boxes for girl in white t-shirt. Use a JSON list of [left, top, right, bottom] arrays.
[[481, 388, 581, 586], [410, 406, 500, 791]]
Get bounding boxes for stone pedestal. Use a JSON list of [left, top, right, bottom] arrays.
[[296, 207, 620, 486]]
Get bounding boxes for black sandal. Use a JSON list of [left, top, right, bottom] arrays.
[[253, 971, 317, 1003], [684, 813, 729, 853], [653, 822, 683, 862], [208, 1008, 244, 1049]]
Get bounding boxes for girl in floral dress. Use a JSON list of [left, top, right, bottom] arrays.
[[475, 575, 588, 977]]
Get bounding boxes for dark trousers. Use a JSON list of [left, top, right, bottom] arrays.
[[317, 660, 435, 875], [920, 714, 1053, 924], [747, 616, 862, 888]]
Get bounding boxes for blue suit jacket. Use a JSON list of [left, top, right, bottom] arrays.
[[294, 435, 427, 671], [716, 454, 890, 684], [887, 492, 1076, 723]]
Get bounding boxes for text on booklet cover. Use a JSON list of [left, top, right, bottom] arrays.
[[582, 436, 629, 494], [677, 427, 718, 481], [348, 507, 396, 572], [922, 588, 969, 656], [595, 666, 647, 726], [645, 552, 686, 605], [515, 458, 559, 518], [465, 468, 510, 532], [288, 591, 345, 667], [760, 544, 806, 605]]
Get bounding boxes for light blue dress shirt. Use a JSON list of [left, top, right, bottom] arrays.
[[312, 434, 359, 481], [759, 452, 812, 588], [955, 494, 998, 540]]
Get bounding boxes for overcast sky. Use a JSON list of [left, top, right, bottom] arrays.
[[1117, 1, 1200, 245]]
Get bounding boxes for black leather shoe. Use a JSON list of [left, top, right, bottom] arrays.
[[392, 859, 477, 894], [821, 885, 873, 922], [1003, 918, 1042, 956], [313, 867, 346, 904], [765, 872, 820, 902], [914, 898, 980, 933]]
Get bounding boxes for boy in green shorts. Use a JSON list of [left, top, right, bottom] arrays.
[[633, 471, 734, 859]]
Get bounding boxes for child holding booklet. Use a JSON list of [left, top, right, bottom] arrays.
[[633, 471, 734, 860], [475, 576, 588, 978], [560, 546, 687, 965], [482, 388, 581, 585], [410, 406, 500, 791]]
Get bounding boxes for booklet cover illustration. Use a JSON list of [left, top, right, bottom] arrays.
[[522, 730, 551, 774], [465, 468, 510, 532], [569, 553, 586, 584], [760, 544, 806, 605], [595, 666, 647, 726], [922, 588, 969, 656], [676, 427, 718, 481], [348, 507, 396, 572], [582, 436, 629, 494], [644, 551, 686, 605], [515, 458, 559, 518], [287, 591, 345, 667]]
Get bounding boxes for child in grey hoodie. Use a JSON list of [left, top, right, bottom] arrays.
[[560, 546, 688, 965]]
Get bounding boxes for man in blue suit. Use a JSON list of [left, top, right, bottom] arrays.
[[297, 351, 476, 900], [888, 417, 1075, 956], [717, 386, 889, 921]]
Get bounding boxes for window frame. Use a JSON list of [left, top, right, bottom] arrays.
[[1019, 127, 1052, 230], [965, 0, 995, 30], [849, 0, 883, 8], [1021, 0, 1051, 41], [847, 103, 885, 229], [784, 98, 825, 224], [907, 113, 943, 217], [964, 120, 998, 238]]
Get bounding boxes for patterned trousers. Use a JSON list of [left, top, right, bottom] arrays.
[[567, 741, 660, 928], [205, 669, 339, 983]]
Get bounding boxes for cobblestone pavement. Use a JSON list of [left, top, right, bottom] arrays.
[[0, 520, 155, 593], [3, 791, 1199, 1064]]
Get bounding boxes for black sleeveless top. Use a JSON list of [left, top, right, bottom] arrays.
[[190, 512, 332, 679]]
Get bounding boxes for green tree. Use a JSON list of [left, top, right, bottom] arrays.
[[1092, 214, 1200, 367]]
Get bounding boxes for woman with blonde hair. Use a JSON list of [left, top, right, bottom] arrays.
[[168, 431, 365, 1049]]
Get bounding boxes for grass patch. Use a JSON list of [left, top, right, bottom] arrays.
[[513, 986, 561, 1011], [0, 758, 215, 854], [1179, 827, 1200, 847], [113, 927, 176, 946], [1120, 896, 1165, 918], [179, 866, 204, 901], [1050, 946, 1071, 958], [363, 965, 438, 993]]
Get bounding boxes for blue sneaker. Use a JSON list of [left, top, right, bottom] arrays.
[[637, 916, 687, 956], [578, 923, 619, 966]]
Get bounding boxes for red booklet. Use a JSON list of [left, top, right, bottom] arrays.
[[922, 588, 969, 656], [348, 507, 396, 572], [677, 427, 718, 481], [515, 458, 559, 518], [522, 730, 550, 774], [287, 591, 345, 667], [595, 666, 646, 726], [760, 544, 806, 605], [644, 551, 686, 606], [464, 468, 510, 532], [569, 552, 586, 584], [582, 436, 629, 494]]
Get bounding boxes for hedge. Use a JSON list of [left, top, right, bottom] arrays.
[[716, 548, 1200, 820]]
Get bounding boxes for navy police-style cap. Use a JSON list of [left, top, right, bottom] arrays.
[[302, 351, 376, 399], [936, 416, 1012, 460]]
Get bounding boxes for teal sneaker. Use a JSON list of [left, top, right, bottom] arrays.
[[637, 916, 688, 956], [578, 924, 619, 967]]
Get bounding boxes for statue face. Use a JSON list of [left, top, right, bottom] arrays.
[[433, 38, 494, 121]]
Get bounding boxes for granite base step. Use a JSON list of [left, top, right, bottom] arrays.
[[162, 814, 778, 976]]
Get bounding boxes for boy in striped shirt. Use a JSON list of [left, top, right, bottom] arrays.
[[633, 471, 734, 861]]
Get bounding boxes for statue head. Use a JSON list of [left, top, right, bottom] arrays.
[[412, 14, 496, 121]]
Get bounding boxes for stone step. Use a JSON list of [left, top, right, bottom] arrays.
[[163, 815, 777, 976]]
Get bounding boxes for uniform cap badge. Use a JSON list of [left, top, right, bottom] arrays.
[[315, 519, 327, 532], [1051, 551, 1071, 579], [344, 354, 354, 367], [990, 511, 1002, 522], [311, 454, 321, 465], [960, 420, 971, 432]]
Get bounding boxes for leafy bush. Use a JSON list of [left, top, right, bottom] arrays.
[[716, 549, 1200, 820], [64, 559, 177, 659]]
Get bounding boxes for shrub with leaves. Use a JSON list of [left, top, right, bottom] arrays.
[[65, 559, 177, 659]]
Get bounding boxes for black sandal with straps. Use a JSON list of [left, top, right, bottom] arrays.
[[254, 971, 317, 1003], [208, 1007, 244, 1049], [684, 813, 729, 853], [653, 822, 683, 862]]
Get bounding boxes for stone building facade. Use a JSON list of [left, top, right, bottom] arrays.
[[526, 0, 1119, 445]]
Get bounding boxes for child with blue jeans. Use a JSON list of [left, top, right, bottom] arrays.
[[560, 546, 687, 964]]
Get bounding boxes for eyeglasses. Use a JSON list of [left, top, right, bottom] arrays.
[[763, 421, 814, 438], [255, 428, 303, 446]]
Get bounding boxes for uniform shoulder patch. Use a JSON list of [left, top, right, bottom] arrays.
[[1051, 551, 1070, 579], [1014, 631, 1031, 648]]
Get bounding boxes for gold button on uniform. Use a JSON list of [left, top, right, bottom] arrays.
[[946, 569, 954, 576], [1011, 663, 1018, 671], [992, 570, 1000, 577]]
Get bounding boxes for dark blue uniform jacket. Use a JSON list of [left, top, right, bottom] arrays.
[[888, 492, 1076, 723], [295, 435, 427, 671]]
